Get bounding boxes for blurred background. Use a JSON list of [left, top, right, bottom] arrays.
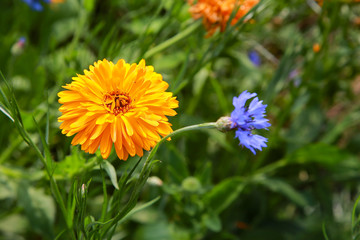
[[1, 0, 360, 239]]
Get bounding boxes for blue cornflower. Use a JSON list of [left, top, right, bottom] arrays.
[[22, 0, 51, 11], [230, 91, 270, 154], [248, 50, 261, 67]]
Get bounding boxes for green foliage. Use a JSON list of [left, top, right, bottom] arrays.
[[0, 0, 360, 239]]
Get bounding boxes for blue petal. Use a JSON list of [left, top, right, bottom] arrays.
[[230, 90, 270, 154], [235, 130, 268, 155], [251, 118, 271, 129], [22, 0, 44, 11], [248, 97, 267, 116], [231, 90, 258, 126], [230, 108, 246, 126], [232, 91, 256, 110], [31, 3, 43, 11], [248, 50, 261, 67]]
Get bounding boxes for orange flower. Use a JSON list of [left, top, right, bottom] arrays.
[[313, 43, 321, 53], [58, 59, 178, 160], [316, 0, 323, 5], [188, 0, 259, 36]]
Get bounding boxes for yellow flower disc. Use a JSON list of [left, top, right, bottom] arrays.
[[58, 59, 179, 160]]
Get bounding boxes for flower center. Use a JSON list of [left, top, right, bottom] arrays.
[[103, 91, 132, 116]]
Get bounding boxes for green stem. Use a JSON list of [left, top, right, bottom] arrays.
[[32, 144, 69, 225], [102, 122, 217, 236], [29, 141, 77, 238], [139, 122, 217, 185], [146, 122, 217, 163], [144, 20, 202, 59], [0, 72, 76, 238], [100, 166, 109, 222]]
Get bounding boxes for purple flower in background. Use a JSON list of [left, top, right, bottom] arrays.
[[17, 37, 26, 47], [11, 37, 26, 56], [248, 50, 261, 67], [22, 0, 50, 11], [230, 91, 270, 154], [288, 69, 302, 87]]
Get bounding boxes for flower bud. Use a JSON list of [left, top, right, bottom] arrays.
[[81, 183, 86, 197], [147, 176, 163, 186], [11, 37, 26, 56], [215, 116, 233, 132], [181, 176, 201, 193]]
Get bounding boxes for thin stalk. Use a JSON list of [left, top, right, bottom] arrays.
[[101, 122, 217, 236], [32, 143, 68, 223], [100, 166, 109, 222], [144, 21, 202, 59], [146, 122, 217, 162], [0, 136, 23, 164], [140, 122, 217, 182]]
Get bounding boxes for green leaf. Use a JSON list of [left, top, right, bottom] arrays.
[[352, 194, 360, 237], [187, 68, 209, 114], [17, 184, 55, 239], [285, 104, 325, 152], [0, 102, 14, 122], [152, 51, 186, 72], [101, 160, 119, 190], [134, 220, 171, 240], [254, 177, 308, 207], [54, 229, 67, 240], [167, 144, 190, 184], [286, 143, 351, 167], [321, 111, 360, 144], [0, 214, 28, 235], [84, 0, 95, 12], [33, 116, 53, 169], [322, 222, 330, 240], [203, 177, 245, 214], [202, 211, 222, 232], [51, 18, 78, 44], [0, 71, 23, 126], [198, 161, 212, 186], [264, 41, 298, 103], [193, 69, 208, 89], [53, 147, 86, 179], [0, 175, 17, 200], [118, 196, 161, 225], [209, 77, 230, 113]]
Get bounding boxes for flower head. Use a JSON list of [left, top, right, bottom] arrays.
[[58, 59, 178, 160], [229, 90, 270, 154], [21, 0, 48, 11], [248, 50, 261, 66], [188, 0, 259, 36], [312, 43, 321, 53], [22, 0, 64, 11]]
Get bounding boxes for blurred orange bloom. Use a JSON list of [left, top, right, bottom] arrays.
[[188, 0, 259, 36], [313, 43, 321, 52], [58, 59, 178, 160]]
